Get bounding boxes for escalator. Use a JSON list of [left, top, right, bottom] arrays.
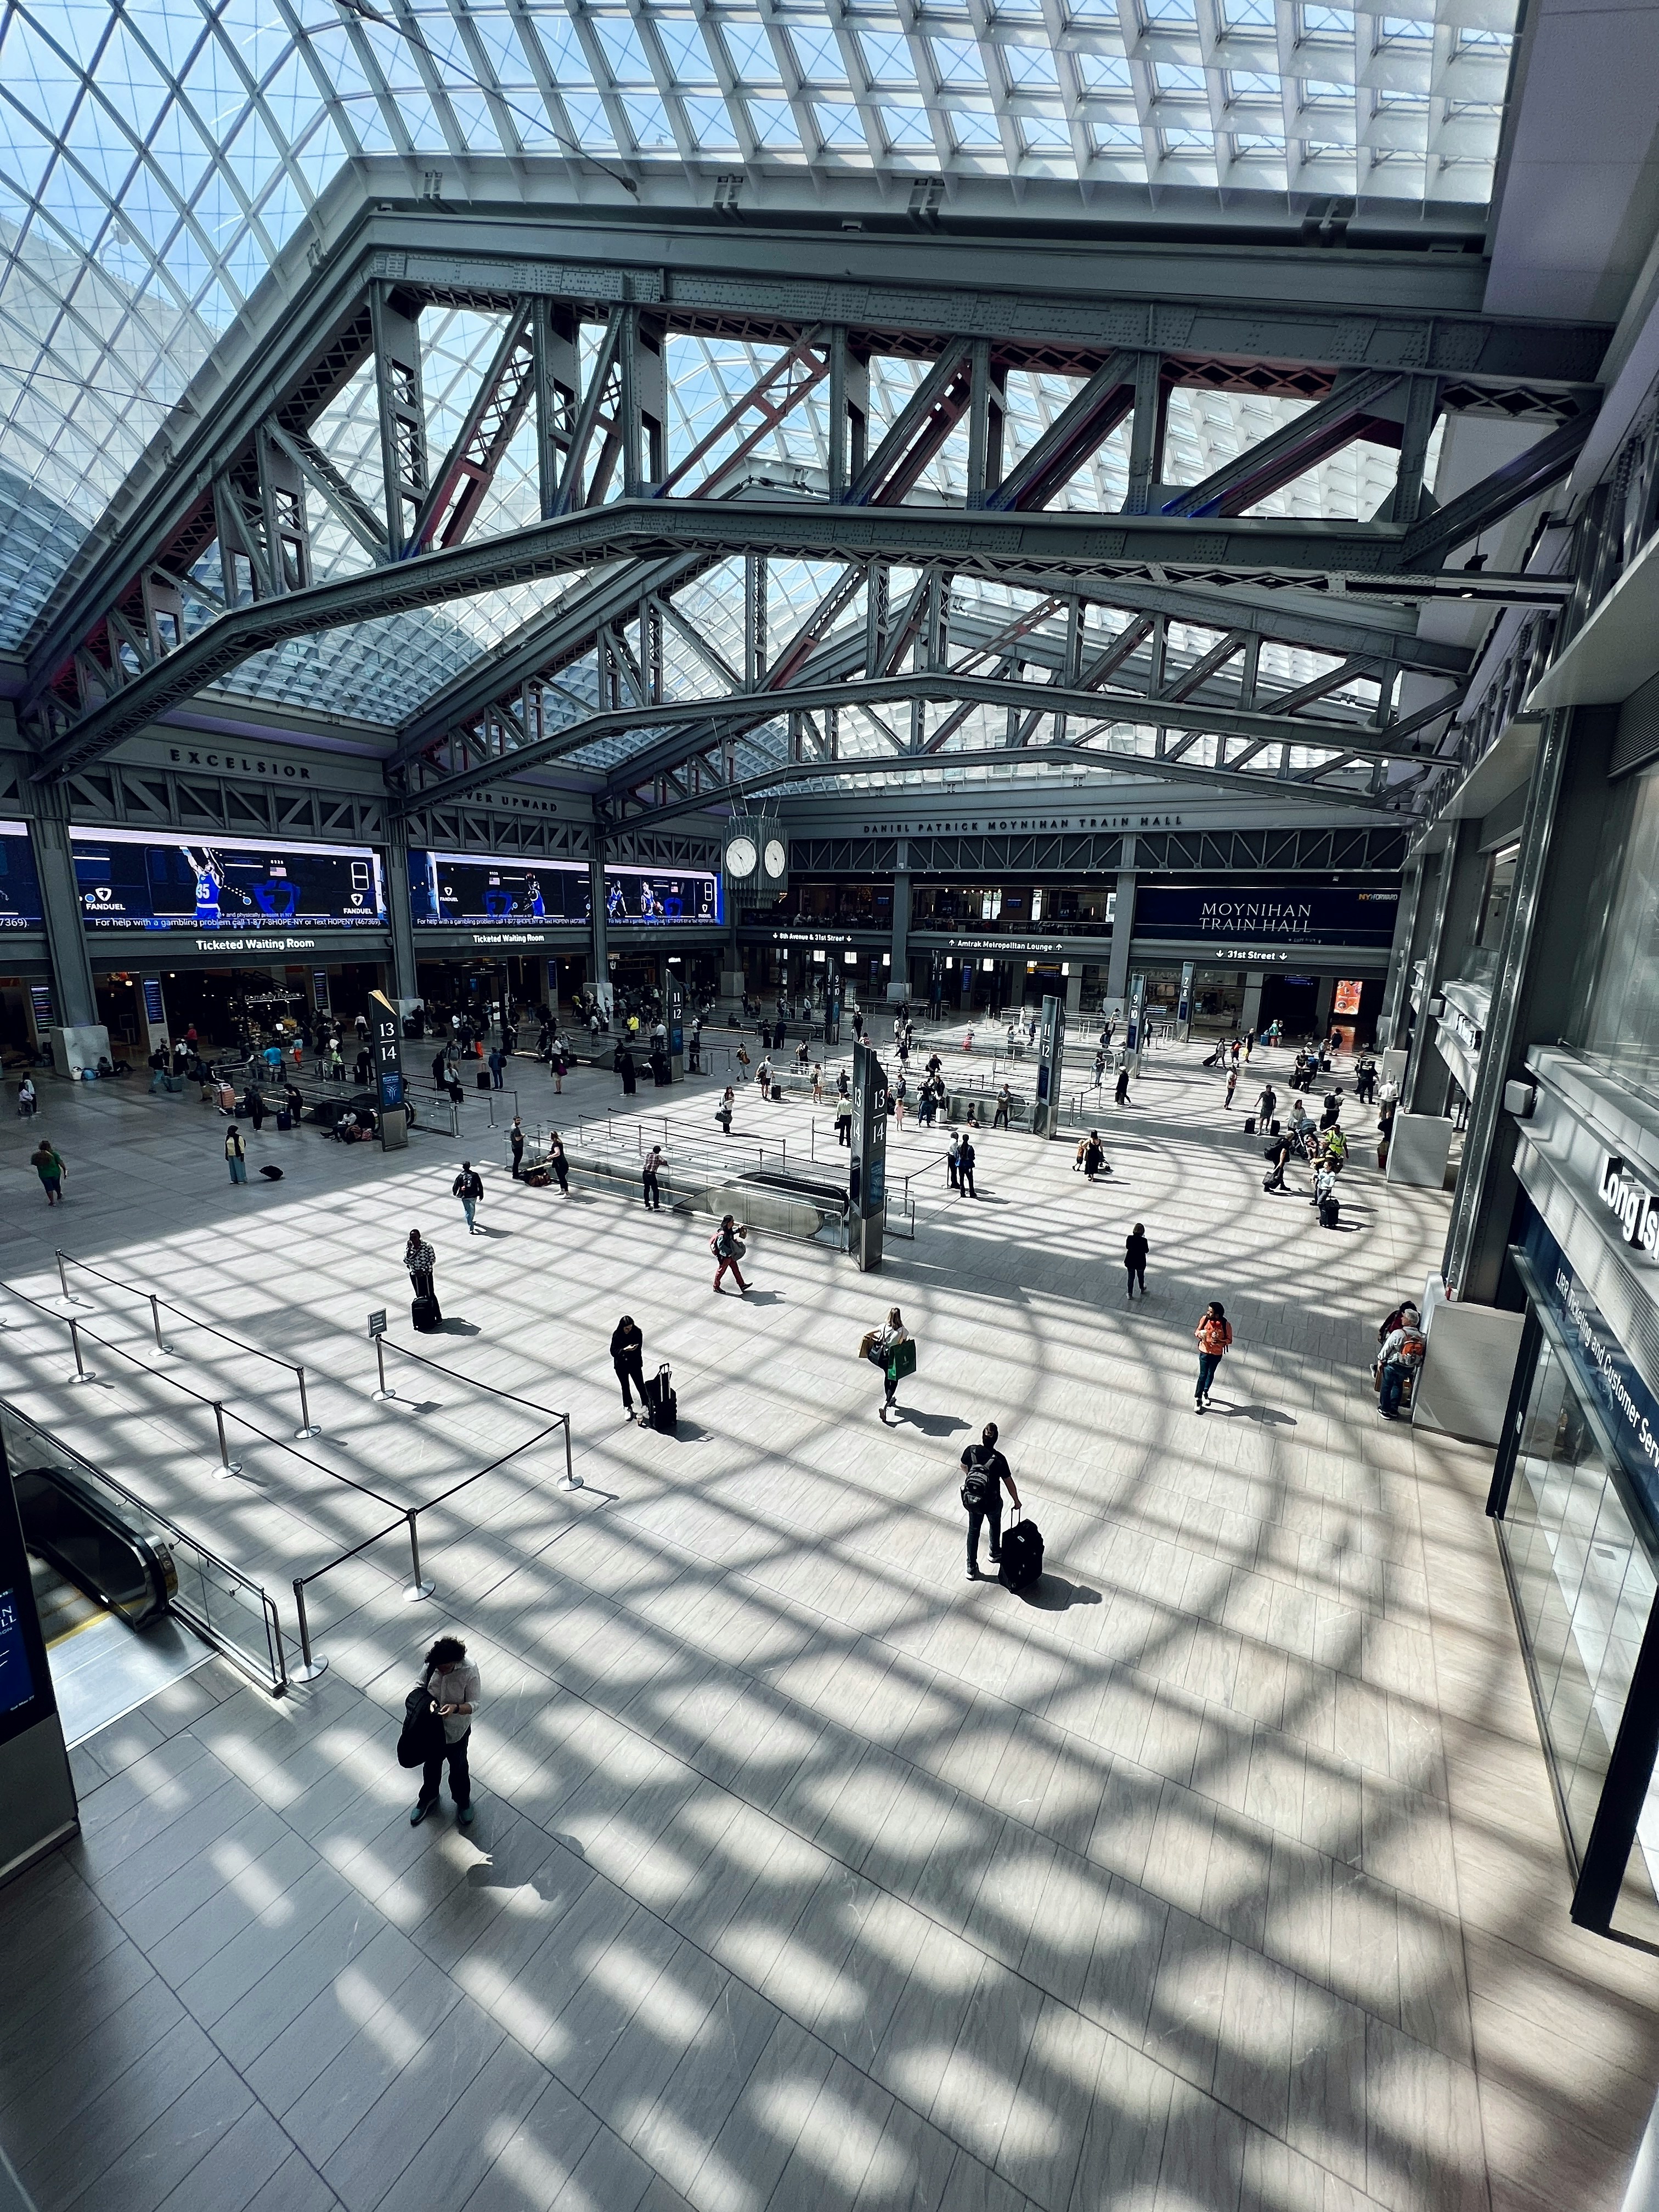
[[14, 1455, 208, 1745]]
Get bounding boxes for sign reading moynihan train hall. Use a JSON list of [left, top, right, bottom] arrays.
[[1134, 881, 1400, 947]]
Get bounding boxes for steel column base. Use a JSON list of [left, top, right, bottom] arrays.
[[403, 1578, 436, 1602], [290, 1657, 329, 1681]]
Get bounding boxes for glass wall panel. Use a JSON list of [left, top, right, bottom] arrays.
[[1502, 1336, 1659, 1923], [1581, 766, 1659, 1093]]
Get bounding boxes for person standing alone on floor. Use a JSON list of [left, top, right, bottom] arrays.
[[509, 1118, 525, 1180], [611, 1314, 647, 1419], [1193, 1300, 1233, 1411], [225, 1124, 247, 1184], [1115, 1064, 1131, 1107], [960, 1421, 1020, 1581], [958, 1131, 977, 1198], [1125, 1223, 1148, 1300], [453, 1160, 483, 1234], [409, 1635, 480, 1827]]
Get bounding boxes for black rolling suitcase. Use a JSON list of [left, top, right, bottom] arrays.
[[412, 1294, 441, 1333], [641, 1363, 678, 1435], [477, 1070, 492, 1090], [1318, 1195, 1340, 1229], [998, 1509, 1043, 1593], [276, 1109, 293, 1131]]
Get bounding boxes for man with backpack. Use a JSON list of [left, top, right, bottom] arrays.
[[960, 1422, 1020, 1581], [1378, 1313, 1427, 1419], [711, 1215, 749, 1294], [452, 1160, 484, 1234]]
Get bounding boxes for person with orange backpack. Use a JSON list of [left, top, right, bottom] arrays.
[[1193, 1301, 1233, 1410], [1378, 1313, 1427, 1420]]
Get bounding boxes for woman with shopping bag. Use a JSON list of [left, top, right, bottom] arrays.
[[862, 1305, 915, 1422]]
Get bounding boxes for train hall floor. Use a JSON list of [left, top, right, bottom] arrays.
[[0, 1042, 1655, 2212]]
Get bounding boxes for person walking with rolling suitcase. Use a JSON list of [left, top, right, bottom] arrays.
[[960, 1421, 1020, 1580], [405, 1228, 441, 1327], [611, 1314, 647, 1421], [453, 1160, 483, 1234]]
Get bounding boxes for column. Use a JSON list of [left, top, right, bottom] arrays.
[[889, 849, 910, 1005], [1444, 706, 1616, 1303], [1240, 970, 1265, 1034], [1313, 973, 1336, 1036], [381, 815, 419, 1004], [1063, 966, 1083, 1018], [1105, 865, 1136, 1008], [1401, 820, 1485, 1118], [1377, 856, 1425, 1051], [28, 809, 98, 1030], [588, 846, 610, 1015]]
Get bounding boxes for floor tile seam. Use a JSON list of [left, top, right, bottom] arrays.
[[533, 1489, 1450, 1763], [96, 1793, 329, 1960], [1407, 1443, 1508, 2212], [383, 1568, 1489, 2115], [498, 1528, 1458, 1865]]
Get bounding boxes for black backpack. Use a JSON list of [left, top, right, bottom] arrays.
[[960, 1449, 995, 1510], [396, 1671, 443, 1768]]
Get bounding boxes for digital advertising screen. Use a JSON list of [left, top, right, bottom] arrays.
[[409, 850, 589, 928], [407, 851, 722, 929], [71, 830, 386, 932], [1133, 881, 1399, 947], [604, 865, 721, 926], [0, 820, 43, 931]]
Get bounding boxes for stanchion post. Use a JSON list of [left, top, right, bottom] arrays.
[[67, 1319, 95, 1385], [211, 1401, 242, 1479], [56, 1251, 80, 1305], [558, 1414, 583, 1492], [291, 1579, 328, 1681], [404, 1509, 434, 1600], [147, 1294, 174, 1355], [294, 1364, 321, 1439], [371, 1336, 395, 1402]]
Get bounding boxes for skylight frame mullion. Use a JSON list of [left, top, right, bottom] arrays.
[[377, 0, 478, 162], [623, 8, 708, 168], [754, 13, 830, 162], [960, 0, 1024, 174], [431, 0, 531, 159], [498, 0, 594, 180], [825, 10, 888, 168], [562, 0, 654, 162], [684, 0, 765, 168], [258, 0, 370, 163]]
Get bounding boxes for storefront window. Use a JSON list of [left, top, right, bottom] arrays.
[[1499, 1318, 1659, 1937], [1581, 767, 1659, 1093], [910, 884, 1113, 934]]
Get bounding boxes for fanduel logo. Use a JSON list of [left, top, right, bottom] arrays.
[[1600, 1156, 1659, 1257]]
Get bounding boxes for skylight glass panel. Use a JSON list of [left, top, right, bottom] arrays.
[[0, 0, 1523, 665]]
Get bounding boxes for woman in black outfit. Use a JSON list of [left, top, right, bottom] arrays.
[[611, 1315, 646, 1420], [1124, 1223, 1149, 1301]]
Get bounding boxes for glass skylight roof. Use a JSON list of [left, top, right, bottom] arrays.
[[0, 0, 1513, 777]]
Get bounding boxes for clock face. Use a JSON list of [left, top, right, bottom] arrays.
[[763, 838, 787, 879], [726, 835, 758, 878]]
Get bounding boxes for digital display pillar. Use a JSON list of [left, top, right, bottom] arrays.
[[667, 980, 684, 1079], [1030, 992, 1064, 1140], [849, 1039, 888, 1271], [1125, 973, 1147, 1069], [370, 989, 408, 1150]]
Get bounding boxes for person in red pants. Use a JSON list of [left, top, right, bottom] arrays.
[[712, 1215, 749, 1294]]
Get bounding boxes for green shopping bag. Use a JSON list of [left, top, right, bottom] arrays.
[[887, 1338, 918, 1383]]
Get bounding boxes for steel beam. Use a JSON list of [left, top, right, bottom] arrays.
[[33, 498, 1565, 782], [1163, 370, 1402, 519], [398, 665, 1436, 812]]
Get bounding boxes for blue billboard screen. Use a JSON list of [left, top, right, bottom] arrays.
[[0, 820, 43, 931], [71, 830, 386, 932], [409, 851, 721, 928]]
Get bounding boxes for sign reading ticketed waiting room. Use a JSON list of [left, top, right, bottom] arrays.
[[71, 828, 387, 932]]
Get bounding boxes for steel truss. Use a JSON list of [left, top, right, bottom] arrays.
[[17, 239, 1602, 824]]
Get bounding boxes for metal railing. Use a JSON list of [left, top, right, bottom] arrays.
[[1, 1396, 287, 1695], [55, 1250, 323, 1438], [292, 1349, 579, 1681]]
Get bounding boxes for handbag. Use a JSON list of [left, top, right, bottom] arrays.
[[396, 1671, 443, 1768], [858, 1329, 878, 1361]]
